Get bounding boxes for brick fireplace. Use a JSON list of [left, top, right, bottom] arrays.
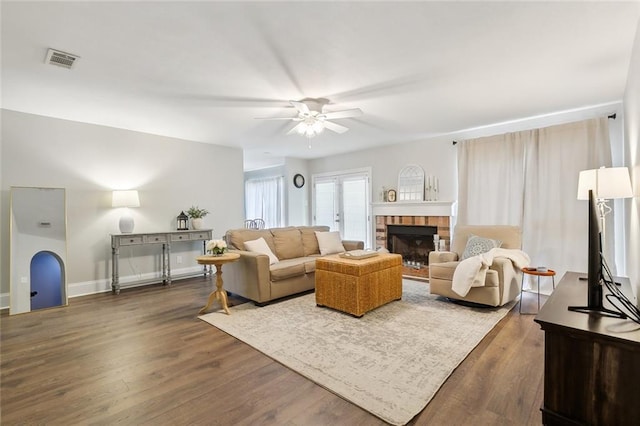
[[375, 215, 450, 280], [372, 201, 453, 281]]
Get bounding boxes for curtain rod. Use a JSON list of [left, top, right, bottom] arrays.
[[453, 113, 617, 145]]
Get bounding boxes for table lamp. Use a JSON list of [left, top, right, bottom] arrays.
[[577, 166, 633, 244], [112, 190, 140, 233]]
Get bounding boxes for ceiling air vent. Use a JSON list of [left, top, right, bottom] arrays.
[[45, 48, 80, 69]]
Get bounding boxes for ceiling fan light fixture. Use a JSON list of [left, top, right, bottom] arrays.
[[312, 120, 325, 133], [304, 126, 316, 138], [258, 98, 360, 141]]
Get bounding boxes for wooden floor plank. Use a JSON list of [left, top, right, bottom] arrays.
[[1, 278, 544, 425]]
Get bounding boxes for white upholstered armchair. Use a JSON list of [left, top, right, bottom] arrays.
[[428, 225, 523, 307]]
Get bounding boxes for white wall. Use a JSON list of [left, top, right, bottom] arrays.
[[309, 136, 458, 204], [623, 19, 640, 298], [1, 110, 245, 307], [285, 157, 310, 226]]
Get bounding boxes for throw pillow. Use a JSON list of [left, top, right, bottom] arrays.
[[244, 237, 279, 265], [315, 231, 346, 255], [300, 226, 329, 256], [272, 228, 304, 260], [461, 235, 502, 260]]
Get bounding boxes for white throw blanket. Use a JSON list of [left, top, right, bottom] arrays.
[[451, 248, 531, 297]]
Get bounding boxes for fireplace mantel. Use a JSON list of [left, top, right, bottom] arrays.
[[371, 201, 454, 217]]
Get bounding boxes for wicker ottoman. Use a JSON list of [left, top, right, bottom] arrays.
[[315, 253, 403, 317]]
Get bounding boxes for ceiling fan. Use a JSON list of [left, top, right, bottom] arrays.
[[257, 98, 363, 138]]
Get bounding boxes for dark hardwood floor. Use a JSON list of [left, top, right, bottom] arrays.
[[1, 278, 544, 425]]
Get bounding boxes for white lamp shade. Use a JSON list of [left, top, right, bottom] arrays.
[[112, 190, 140, 208], [577, 167, 633, 200]]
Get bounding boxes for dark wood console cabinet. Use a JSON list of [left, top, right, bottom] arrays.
[[534, 272, 640, 425]]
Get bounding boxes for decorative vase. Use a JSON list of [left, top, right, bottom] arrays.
[[192, 218, 203, 230]]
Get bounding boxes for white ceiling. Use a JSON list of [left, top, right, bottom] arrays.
[[2, 1, 639, 170]]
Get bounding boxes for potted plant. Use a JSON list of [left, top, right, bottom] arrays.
[[187, 205, 209, 230]]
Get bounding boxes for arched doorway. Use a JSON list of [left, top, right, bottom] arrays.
[[30, 251, 65, 310]]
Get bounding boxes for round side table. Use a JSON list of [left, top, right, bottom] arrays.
[[196, 252, 240, 315], [520, 267, 556, 315]]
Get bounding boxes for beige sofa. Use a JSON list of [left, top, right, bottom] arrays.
[[223, 226, 364, 305], [428, 225, 523, 307]]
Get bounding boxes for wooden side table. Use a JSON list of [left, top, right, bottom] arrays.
[[520, 267, 556, 314], [195, 252, 240, 315]]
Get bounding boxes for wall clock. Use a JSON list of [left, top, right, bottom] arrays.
[[293, 173, 305, 188]]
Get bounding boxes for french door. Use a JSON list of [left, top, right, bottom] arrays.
[[312, 169, 371, 248]]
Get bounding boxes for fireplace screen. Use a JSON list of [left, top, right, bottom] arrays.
[[386, 224, 437, 267]]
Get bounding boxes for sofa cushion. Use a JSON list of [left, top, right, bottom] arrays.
[[244, 237, 279, 265], [303, 256, 321, 274], [299, 226, 330, 256], [272, 228, 305, 260], [461, 235, 502, 260], [270, 258, 306, 281], [315, 231, 346, 255], [226, 229, 276, 253]]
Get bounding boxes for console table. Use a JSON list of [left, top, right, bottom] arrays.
[[534, 271, 640, 425], [111, 229, 213, 294]]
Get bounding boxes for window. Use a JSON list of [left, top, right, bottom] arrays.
[[245, 176, 284, 228]]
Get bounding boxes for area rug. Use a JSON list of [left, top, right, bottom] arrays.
[[199, 280, 514, 425]]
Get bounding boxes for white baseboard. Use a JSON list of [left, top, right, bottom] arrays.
[[0, 293, 9, 311], [0, 266, 205, 310]]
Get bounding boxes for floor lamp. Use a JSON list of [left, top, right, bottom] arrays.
[[577, 167, 633, 249]]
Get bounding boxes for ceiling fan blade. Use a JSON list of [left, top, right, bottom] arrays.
[[255, 116, 295, 120], [323, 120, 349, 134], [322, 108, 363, 120], [290, 101, 310, 115], [287, 122, 307, 135], [181, 95, 290, 108]]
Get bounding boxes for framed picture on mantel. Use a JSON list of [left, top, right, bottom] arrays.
[[387, 189, 397, 202]]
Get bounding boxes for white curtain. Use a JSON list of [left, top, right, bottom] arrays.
[[457, 131, 528, 225], [245, 176, 284, 228], [458, 118, 612, 289], [522, 118, 612, 282]]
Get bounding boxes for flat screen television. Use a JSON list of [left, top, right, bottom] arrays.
[[568, 189, 625, 318]]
